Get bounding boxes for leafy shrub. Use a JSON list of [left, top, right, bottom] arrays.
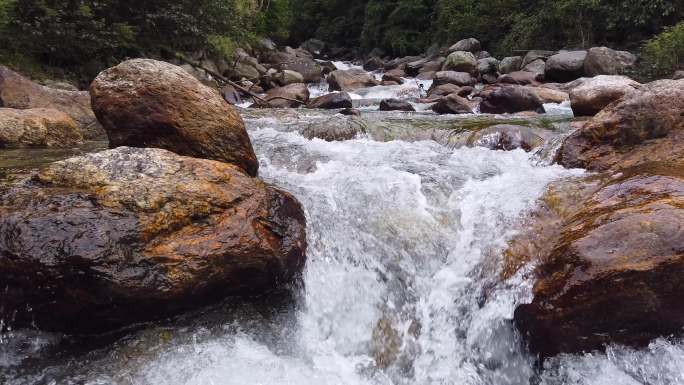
[[641, 22, 684, 78]]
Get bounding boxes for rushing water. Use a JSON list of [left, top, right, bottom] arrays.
[[2, 82, 684, 385]]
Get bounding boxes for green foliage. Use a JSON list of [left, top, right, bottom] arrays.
[[641, 22, 684, 77]]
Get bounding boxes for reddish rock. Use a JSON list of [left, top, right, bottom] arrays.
[[328, 69, 379, 92], [264, 83, 310, 108], [0, 147, 307, 333], [0, 108, 82, 148], [90, 59, 259, 176], [479, 85, 544, 114], [569, 75, 640, 116]]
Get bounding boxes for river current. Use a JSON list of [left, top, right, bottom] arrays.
[[1, 73, 683, 385]]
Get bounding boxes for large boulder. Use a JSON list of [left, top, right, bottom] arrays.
[[431, 94, 473, 115], [90, 59, 259, 177], [276, 69, 305, 86], [515, 168, 684, 358], [499, 56, 523, 74], [544, 51, 587, 82], [559, 79, 684, 171], [0, 147, 307, 333], [448, 38, 481, 53], [263, 51, 322, 83], [479, 85, 544, 114], [0, 66, 103, 139], [364, 56, 385, 71], [264, 83, 310, 108], [522, 59, 547, 80], [427, 83, 472, 98], [328, 69, 379, 92], [584, 47, 637, 76], [0, 108, 82, 148], [497, 71, 541, 86], [379, 98, 415, 112], [433, 71, 477, 87], [307, 92, 353, 109], [522, 50, 555, 67], [569, 75, 640, 116], [443, 51, 478, 74], [477, 57, 500, 75]]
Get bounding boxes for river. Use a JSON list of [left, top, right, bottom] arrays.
[[1, 74, 683, 385]]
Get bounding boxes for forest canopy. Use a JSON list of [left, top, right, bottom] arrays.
[[0, 0, 682, 78]]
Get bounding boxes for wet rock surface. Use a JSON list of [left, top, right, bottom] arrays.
[[0, 66, 103, 139], [328, 69, 379, 92], [307, 92, 353, 109], [0, 108, 82, 148], [479, 85, 544, 114], [559, 79, 684, 171], [90, 59, 259, 176], [0, 147, 307, 334], [569, 75, 640, 116]]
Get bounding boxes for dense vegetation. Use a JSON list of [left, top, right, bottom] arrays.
[[0, 0, 682, 81]]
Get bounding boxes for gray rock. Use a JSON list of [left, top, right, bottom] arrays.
[[499, 56, 523, 74], [545, 51, 587, 82], [584, 47, 637, 76]]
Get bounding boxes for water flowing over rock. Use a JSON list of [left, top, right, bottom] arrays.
[[559, 79, 684, 171], [0, 108, 82, 148], [300, 116, 366, 141], [307, 92, 353, 109], [479, 85, 544, 114], [569, 75, 640, 116], [0, 66, 103, 139], [465, 124, 547, 151], [544, 51, 587, 82], [0, 147, 307, 333], [265, 83, 310, 108], [327, 68, 379, 91], [90, 59, 259, 176], [443, 51, 478, 74], [584, 47, 637, 76]]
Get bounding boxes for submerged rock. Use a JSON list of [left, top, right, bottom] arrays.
[[328, 69, 379, 92], [0, 147, 307, 333], [307, 92, 353, 109], [0, 108, 82, 148], [0, 66, 103, 139], [559, 79, 684, 171], [90, 59, 259, 176], [466, 124, 547, 151], [301, 116, 366, 141], [569, 75, 640, 116]]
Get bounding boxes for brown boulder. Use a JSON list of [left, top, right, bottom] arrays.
[[479, 85, 544, 114], [0, 147, 307, 333], [307, 92, 353, 109], [559, 79, 684, 171], [431, 94, 473, 114], [497, 71, 541, 86], [379, 99, 415, 112], [90, 59, 259, 176], [264, 83, 310, 108], [0, 66, 103, 139], [263, 51, 322, 83], [515, 167, 684, 358], [0, 108, 82, 148], [569, 75, 640, 116], [328, 69, 379, 92]]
